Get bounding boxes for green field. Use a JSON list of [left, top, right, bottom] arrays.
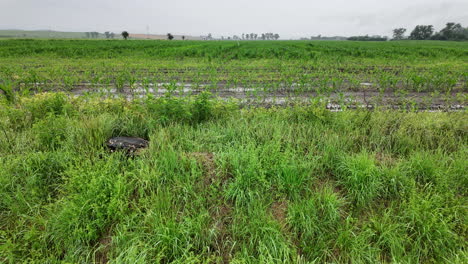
[[1, 39, 467, 109], [0, 40, 467, 263]]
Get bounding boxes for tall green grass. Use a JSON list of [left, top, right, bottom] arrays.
[[0, 93, 466, 263]]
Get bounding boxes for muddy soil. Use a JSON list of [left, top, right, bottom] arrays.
[[17, 82, 467, 111]]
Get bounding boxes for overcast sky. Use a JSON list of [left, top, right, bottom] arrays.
[[1, 0, 467, 38]]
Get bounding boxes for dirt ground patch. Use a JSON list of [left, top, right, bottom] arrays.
[[315, 177, 343, 195], [189, 151, 234, 263], [189, 152, 217, 186], [212, 203, 233, 264], [94, 229, 112, 264], [375, 152, 398, 167], [271, 199, 288, 229]]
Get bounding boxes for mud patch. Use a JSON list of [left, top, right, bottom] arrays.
[[94, 228, 112, 264], [189, 152, 216, 186], [375, 152, 397, 167], [270, 198, 305, 257], [315, 177, 343, 196], [189, 151, 234, 263], [27, 82, 466, 111], [271, 199, 288, 229], [211, 203, 233, 264]]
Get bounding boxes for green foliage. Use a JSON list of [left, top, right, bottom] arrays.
[[121, 31, 129, 40], [0, 39, 466, 61], [22, 92, 71, 122], [410, 25, 435, 40], [0, 81, 15, 104], [191, 91, 213, 123], [432, 22, 468, 41], [32, 114, 69, 150], [47, 157, 130, 260], [0, 39, 466, 106], [288, 187, 343, 261], [336, 152, 382, 208]]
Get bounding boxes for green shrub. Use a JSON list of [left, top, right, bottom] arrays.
[[336, 152, 382, 208], [32, 114, 69, 150], [23, 92, 72, 123]]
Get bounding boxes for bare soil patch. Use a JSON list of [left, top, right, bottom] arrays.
[[271, 199, 288, 229], [189, 151, 234, 263], [189, 152, 217, 186], [94, 228, 113, 264]]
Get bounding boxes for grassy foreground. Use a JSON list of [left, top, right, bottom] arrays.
[[0, 93, 466, 263]]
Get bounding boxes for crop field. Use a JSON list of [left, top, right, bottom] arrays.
[[0, 39, 467, 109], [0, 40, 467, 263]]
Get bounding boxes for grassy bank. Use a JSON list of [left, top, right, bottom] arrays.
[[0, 93, 466, 263]]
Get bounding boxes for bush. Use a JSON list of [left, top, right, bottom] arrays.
[[23, 92, 71, 123]]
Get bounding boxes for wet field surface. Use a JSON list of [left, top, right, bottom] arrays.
[[64, 82, 467, 111], [9, 81, 466, 111]]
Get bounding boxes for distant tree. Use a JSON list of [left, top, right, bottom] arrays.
[[433, 22, 468, 40], [91, 32, 99, 38], [207, 33, 212, 40], [392, 28, 407, 40], [167, 33, 174, 40], [242, 33, 245, 40], [347, 35, 387, 41], [110, 32, 115, 39], [261, 33, 265, 40], [274, 33, 280, 40], [104, 31, 111, 39], [409, 25, 434, 40], [121, 31, 129, 40], [85, 32, 90, 38], [182, 35, 185, 40], [245, 34, 249, 40], [254, 34, 258, 40]]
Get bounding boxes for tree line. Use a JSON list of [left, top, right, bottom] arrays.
[[102, 22, 468, 41], [116, 31, 281, 41], [347, 35, 387, 41], [85, 32, 116, 39], [203, 33, 280, 40], [345, 22, 467, 41], [393, 22, 468, 40]]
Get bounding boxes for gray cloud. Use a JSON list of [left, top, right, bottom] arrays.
[[1, 0, 467, 38]]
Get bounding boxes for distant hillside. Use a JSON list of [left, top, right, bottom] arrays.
[[0, 30, 201, 40], [0, 30, 90, 39]]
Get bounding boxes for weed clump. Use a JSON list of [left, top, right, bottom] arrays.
[[336, 152, 382, 208]]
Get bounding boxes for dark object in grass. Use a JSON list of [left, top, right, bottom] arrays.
[[106, 137, 149, 153]]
